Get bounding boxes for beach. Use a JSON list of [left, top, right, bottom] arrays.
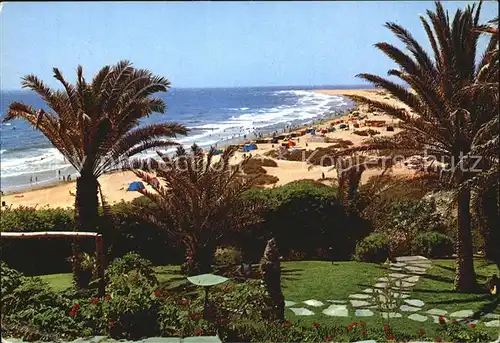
[[0, 88, 414, 209]]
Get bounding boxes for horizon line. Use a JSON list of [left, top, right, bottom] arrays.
[[1, 84, 376, 92]]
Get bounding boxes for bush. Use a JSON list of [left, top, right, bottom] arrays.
[[214, 246, 243, 267], [354, 233, 389, 263], [261, 158, 278, 167], [411, 232, 454, 258], [376, 198, 451, 256], [241, 180, 371, 262], [1, 264, 81, 341]]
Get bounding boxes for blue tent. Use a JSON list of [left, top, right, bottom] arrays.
[[127, 181, 145, 191]]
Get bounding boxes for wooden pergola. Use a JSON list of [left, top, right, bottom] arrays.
[[0, 231, 105, 296]]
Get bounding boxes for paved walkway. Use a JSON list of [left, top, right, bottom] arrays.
[[285, 256, 499, 327]]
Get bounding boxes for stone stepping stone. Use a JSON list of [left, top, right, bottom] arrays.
[[427, 308, 447, 316], [395, 256, 428, 262], [374, 282, 388, 288], [290, 307, 315, 316], [350, 300, 371, 307], [484, 313, 499, 319], [408, 313, 428, 322], [390, 262, 407, 267], [285, 300, 297, 307], [323, 304, 348, 317], [327, 300, 347, 304], [405, 275, 420, 283], [381, 312, 402, 319], [389, 267, 403, 271], [362, 288, 375, 294], [349, 294, 371, 299], [400, 305, 421, 312], [394, 293, 410, 299], [449, 309, 474, 318], [303, 299, 324, 307], [355, 309, 374, 317], [394, 280, 415, 288], [389, 273, 408, 279], [430, 315, 441, 324], [485, 320, 499, 327], [404, 299, 424, 307], [378, 277, 390, 282]]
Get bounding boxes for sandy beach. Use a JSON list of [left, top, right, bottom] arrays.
[[1, 88, 414, 209]]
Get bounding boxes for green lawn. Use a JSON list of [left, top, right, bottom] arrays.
[[38, 259, 499, 337], [280, 259, 499, 337], [39, 265, 182, 292]]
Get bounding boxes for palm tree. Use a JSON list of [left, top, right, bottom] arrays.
[[4, 61, 187, 286], [131, 144, 262, 275], [333, 1, 496, 291], [463, 17, 499, 270]]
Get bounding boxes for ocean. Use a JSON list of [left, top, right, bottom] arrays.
[[0, 86, 359, 192]]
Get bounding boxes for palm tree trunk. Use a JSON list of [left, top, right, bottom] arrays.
[[182, 241, 215, 275], [454, 188, 477, 292], [72, 173, 99, 289], [478, 188, 500, 271]]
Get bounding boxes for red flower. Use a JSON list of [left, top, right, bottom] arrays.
[[313, 322, 320, 328], [387, 334, 395, 340], [383, 323, 390, 332], [451, 319, 457, 324], [435, 338, 442, 343], [362, 329, 367, 336], [419, 328, 425, 337], [104, 294, 112, 302], [359, 321, 366, 327], [438, 316, 446, 324], [194, 328, 204, 336], [89, 297, 100, 304], [108, 320, 115, 329], [154, 289, 162, 297], [190, 313, 202, 320], [347, 324, 353, 332], [469, 323, 477, 329], [68, 310, 76, 317], [325, 336, 333, 342], [283, 321, 293, 327], [72, 303, 81, 312]]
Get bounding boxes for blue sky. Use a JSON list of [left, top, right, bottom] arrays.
[[1, 1, 498, 90]]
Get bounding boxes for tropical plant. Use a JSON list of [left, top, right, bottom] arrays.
[[334, 1, 497, 291], [3, 60, 187, 287], [131, 144, 262, 275]]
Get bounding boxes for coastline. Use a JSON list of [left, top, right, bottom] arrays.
[[1, 88, 414, 209]]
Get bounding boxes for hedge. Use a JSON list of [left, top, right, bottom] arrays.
[[1, 180, 371, 274], [0, 199, 184, 275]]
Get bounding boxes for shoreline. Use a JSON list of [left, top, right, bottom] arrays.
[[1, 88, 414, 209]]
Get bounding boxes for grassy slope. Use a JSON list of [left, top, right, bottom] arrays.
[[38, 260, 499, 337]]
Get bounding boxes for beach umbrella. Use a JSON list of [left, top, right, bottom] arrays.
[[127, 181, 145, 192], [187, 273, 228, 319]]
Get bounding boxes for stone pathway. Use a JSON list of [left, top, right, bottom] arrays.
[[285, 255, 499, 327]]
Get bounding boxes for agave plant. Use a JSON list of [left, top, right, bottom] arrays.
[[131, 144, 263, 275], [3, 61, 187, 287], [332, 1, 497, 291]]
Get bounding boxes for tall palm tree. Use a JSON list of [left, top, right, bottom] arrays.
[[333, 1, 496, 291], [131, 144, 262, 275], [463, 17, 499, 270], [4, 61, 187, 286]]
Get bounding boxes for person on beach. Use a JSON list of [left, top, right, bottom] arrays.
[[30, 177, 33, 184], [63, 176, 66, 181], [35, 177, 38, 183], [322, 172, 325, 179]]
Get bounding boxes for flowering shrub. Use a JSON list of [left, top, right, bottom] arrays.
[[435, 319, 491, 342]]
